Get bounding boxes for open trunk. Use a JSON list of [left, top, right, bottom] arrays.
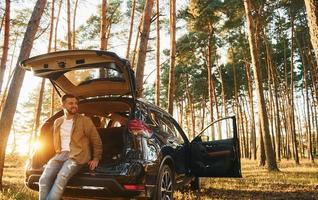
[[30, 98, 135, 174]]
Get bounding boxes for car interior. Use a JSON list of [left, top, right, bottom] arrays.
[[33, 100, 132, 171]]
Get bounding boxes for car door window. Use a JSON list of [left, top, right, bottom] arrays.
[[199, 118, 234, 142]]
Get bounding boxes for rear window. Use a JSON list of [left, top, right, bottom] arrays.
[[64, 62, 124, 86]]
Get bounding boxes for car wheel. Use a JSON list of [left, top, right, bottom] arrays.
[[155, 164, 174, 200], [190, 176, 200, 190]]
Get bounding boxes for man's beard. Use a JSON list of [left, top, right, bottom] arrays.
[[65, 107, 78, 115]]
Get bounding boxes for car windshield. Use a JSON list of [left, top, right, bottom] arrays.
[[64, 62, 124, 86]]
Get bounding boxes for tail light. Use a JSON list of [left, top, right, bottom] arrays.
[[128, 119, 152, 138], [123, 184, 145, 191]]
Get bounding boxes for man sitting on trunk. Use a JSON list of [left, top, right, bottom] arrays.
[[38, 94, 102, 200]]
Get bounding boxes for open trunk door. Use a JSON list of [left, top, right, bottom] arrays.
[[20, 50, 136, 99], [190, 116, 241, 177]]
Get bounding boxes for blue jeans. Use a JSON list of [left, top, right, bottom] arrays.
[[38, 151, 83, 200]]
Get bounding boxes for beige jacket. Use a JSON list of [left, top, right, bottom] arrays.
[[53, 114, 102, 164]]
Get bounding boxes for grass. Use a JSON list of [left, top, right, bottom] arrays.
[[175, 159, 318, 200], [0, 155, 317, 200]]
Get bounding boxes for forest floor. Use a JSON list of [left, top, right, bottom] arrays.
[[0, 155, 317, 200]]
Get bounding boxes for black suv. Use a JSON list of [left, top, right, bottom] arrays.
[[21, 50, 241, 199]]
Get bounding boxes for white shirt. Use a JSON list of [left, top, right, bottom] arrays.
[[60, 118, 73, 151]]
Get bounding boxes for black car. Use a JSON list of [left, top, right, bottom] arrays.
[[21, 50, 241, 199]]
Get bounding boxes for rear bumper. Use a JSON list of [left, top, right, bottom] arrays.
[[26, 174, 154, 198]]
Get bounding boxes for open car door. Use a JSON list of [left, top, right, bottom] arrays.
[[190, 116, 241, 177]]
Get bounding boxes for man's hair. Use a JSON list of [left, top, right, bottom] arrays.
[[61, 94, 78, 103]]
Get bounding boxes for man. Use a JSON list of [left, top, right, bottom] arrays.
[[39, 94, 102, 200]]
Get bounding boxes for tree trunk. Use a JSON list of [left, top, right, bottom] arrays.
[[0, 0, 10, 96], [289, 14, 300, 164], [244, 62, 256, 160], [33, 79, 46, 140], [0, 0, 47, 189], [99, 0, 107, 77], [243, 0, 278, 171], [126, 0, 136, 59], [48, 0, 54, 53], [304, 0, 318, 63], [72, 0, 79, 49], [167, 0, 176, 114], [54, 0, 62, 51], [0, 13, 5, 34], [155, 0, 160, 106], [258, 121, 266, 166], [185, 74, 195, 139], [67, 0, 72, 50], [135, 0, 154, 97], [100, 0, 107, 50], [201, 98, 206, 130], [131, 15, 142, 69], [207, 36, 215, 140]]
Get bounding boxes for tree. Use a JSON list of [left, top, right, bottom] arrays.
[[126, 0, 136, 58], [167, 0, 176, 114], [67, 0, 72, 49], [243, 0, 279, 171], [155, 0, 160, 106], [135, 0, 154, 97], [304, 0, 318, 63], [0, 0, 47, 188], [0, 0, 10, 96], [100, 0, 107, 50]]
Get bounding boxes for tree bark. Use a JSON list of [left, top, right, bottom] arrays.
[[135, 0, 154, 97], [243, 0, 278, 171], [72, 0, 79, 49], [54, 0, 62, 51], [0, 0, 47, 189], [131, 15, 142, 69], [155, 0, 160, 106], [167, 0, 176, 114], [126, 0, 136, 59], [289, 14, 300, 164], [100, 0, 107, 50], [304, 0, 318, 64], [244, 61, 256, 160], [67, 0, 72, 50], [0, 0, 10, 96], [207, 36, 215, 140]]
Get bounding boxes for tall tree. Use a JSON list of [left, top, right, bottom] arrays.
[[135, 0, 154, 97], [155, 0, 160, 106], [167, 0, 176, 114], [126, 0, 136, 58], [100, 0, 107, 50], [67, 0, 72, 49], [0, 0, 10, 96], [304, 0, 318, 63], [72, 0, 79, 49], [243, 0, 279, 171], [0, 0, 47, 188]]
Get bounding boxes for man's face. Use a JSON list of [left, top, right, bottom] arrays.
[[62, 97, 78, 115]]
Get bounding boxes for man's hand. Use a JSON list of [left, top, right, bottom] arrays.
[[88, 160, 99, 170]]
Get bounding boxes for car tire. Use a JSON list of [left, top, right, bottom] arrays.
[[190, 176, 200, 190], [154, 164, 174, 200]]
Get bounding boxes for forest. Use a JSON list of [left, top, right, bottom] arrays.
[[0, 0, 317, 199]]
